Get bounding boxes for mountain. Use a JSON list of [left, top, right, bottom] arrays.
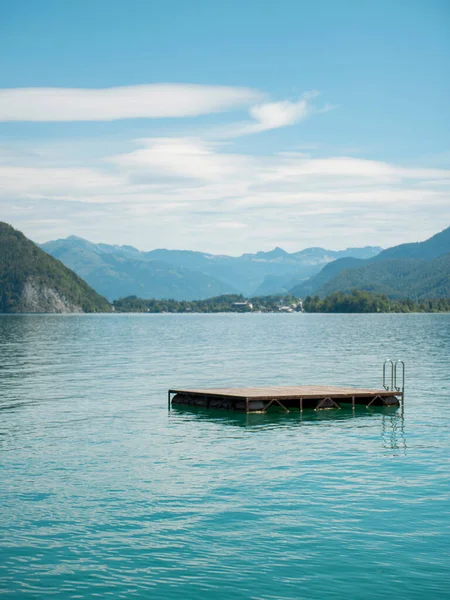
[[41, 237, 382, 300], [318, 255, 450, 299], [290, 257, 364, 297], [251, 247, 290, 260], [252, 247, 381, 296], [291, 246, 382, 260], [294, 226, 450, 299], [372, 226, 450, 262], [0, 223, 110, 313], [41, 237, 238, 301]]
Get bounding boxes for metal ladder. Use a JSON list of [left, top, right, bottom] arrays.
[[382, 359, 405, 393]]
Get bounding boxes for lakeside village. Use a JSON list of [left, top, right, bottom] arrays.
[[111, 291, 450, 314], [226, 299, 303, 313], [112, 294, 304, 313]]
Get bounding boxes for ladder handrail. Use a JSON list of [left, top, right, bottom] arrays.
[[393, 360, 405, 392], [382, 359, 405, 393], [383, 359, 394, 390]]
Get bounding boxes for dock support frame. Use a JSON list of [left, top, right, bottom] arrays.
[[262, 398, 289, 413], [315, 397, 341, 411], [367, 395, 384, 408]]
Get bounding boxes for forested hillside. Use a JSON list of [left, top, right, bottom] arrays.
[[290, 257, 364, 297], [317, 254, 450, 299], [372, 226, 450, 261], [0, 223, 111, 313], [292, 226, 450, 299]]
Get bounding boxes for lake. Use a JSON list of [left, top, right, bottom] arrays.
[[0, 313, 449, 599]]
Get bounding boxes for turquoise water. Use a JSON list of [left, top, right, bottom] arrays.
[[0, 313, 449, 599]]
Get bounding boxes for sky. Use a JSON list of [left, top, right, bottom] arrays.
[[0, 0, 449, 254]]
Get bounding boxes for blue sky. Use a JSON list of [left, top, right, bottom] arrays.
[[0, 0, 449, 253]]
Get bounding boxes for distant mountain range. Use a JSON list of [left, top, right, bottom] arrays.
[[0, 223, 110, 313], [41, 236, 237, 302], [40, 237, 382, 301], [2, 223, 449, 309], [291, 226, 450, 299]]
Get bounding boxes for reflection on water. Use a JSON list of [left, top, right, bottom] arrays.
[[381, 411, 407, 453], [0, 313, 449, 600], [172, 404, 408, 454]]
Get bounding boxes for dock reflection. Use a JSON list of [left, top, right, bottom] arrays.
[[381, 410, 407, 451], [171, 403, 399, 425], [170, 404, 407, 451], [169, 405, 407, 451]]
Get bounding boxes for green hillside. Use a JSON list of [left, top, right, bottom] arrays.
[[317, 254, 450, 299], [373, 226, 450, 261], [0, 223, 111, 313], [292, 226, 450, 299], [290, 257, 364, 297]]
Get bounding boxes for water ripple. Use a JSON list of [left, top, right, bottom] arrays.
[[0, 314, 449, 599]]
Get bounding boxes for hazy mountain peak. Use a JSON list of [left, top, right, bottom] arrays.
[[243, 247, 289, 261], [262, 246, 289, 258]]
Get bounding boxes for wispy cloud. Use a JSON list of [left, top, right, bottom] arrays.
[[1, 136, 449, 253], [1, 83, 447, 253], [0, 84, 261, 122], [0, 165, 123, 199], [109, 137, 256, 182], [215, 92, 333, 138]]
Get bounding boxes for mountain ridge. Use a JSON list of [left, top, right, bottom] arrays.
[[41, 237, 239, 301], [291, 226, 450, 299], [41, 237, 382, 300], [0, 223, 111, 313]]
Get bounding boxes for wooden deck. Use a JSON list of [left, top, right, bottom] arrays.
[[168, 385, 403, 412]]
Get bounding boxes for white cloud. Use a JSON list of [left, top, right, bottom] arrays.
[[0, 84, 261, 122], [250, 94, 314, 130], [0, 165, 124, 199], [2, 142, 450, 210], [260, 156, 450, 185], [216, 92, 332, 138], [0, 85, 331, 146], [110, 137, 256, 182], [1, 132, 449, 253]]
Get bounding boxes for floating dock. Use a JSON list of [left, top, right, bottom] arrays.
[[168, 385, 403, 413], [169, 361, 405, 413]]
